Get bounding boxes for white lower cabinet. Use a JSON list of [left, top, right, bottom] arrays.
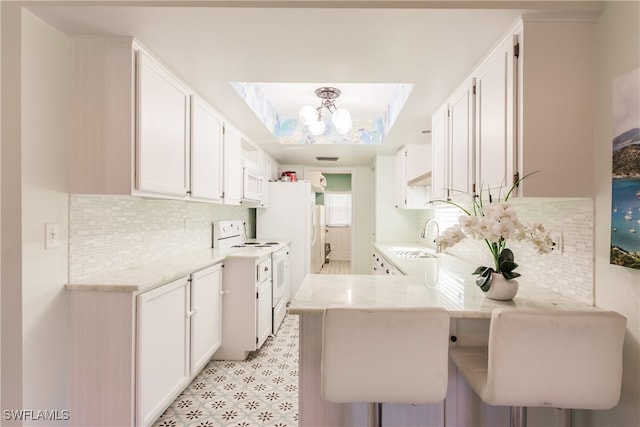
[[137, 277, 190, 427], [69, 262, 223, 427], [190, 263, 223, 375], [371, 250, 400, 275], [215, 255, 273, 360], [257, 277, 273, 349]]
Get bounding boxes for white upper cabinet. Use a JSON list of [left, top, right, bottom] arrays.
[[396, 144, 431, 209], [70, 37, 193, 199], [136, 50, 191, 197], [514, 17, 594, 198], [395, 147, 408, 208], [190, 95, 224, 202], [430, 16, 595, 200], [70, 37, 262, 204], [431, 78, 475, 202], [474, 35, 516, 200], [223, 123, 243, 205], [449, 78, 476, 199], [431, 104, 449, 201], [70, 37, 137, 195]]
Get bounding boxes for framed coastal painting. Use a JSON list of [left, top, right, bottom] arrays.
[[611, 67, 640, 269]]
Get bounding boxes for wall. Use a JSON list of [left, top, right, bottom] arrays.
[[69, 196, 253, 281], [21, 10, 69, 425], [588, 1, 640, 425], [1, 2, 22, 421], [324, 173, 352, 191], [374, 156, 423, 243]]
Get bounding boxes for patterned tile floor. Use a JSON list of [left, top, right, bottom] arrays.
[[153, 314, 299, 427], [319, 260, 351, 274]]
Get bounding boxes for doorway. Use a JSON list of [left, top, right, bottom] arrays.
[[306, 168, 354, 274]]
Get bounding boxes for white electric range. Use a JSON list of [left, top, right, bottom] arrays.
[[212, 220, 290, 360]]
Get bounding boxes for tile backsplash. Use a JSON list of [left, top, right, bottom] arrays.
[[422, 198, 594, 304], [69, 195, 255, 282]]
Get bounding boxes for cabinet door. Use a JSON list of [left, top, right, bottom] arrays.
[[395, 147, 407, 208], [190, 263, 223, 376], [474, 35, 517, 200], [190, 95, 223, 202], [223, 124, 243, 205], [136, 50, 191, 197], [256, 279, 272, 349], [448, 78, 475, 199], [431, 104, 449, 201], [137, 277, 189, 427]]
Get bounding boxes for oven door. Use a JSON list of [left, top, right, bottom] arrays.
[[242, 167, 263, 202], [271, 247, 290, 307]]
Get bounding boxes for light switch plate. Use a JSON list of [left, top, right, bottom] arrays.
[[45, 223, 60, 249]]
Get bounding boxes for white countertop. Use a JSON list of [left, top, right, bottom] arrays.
[[289, 241, 596, 318], [66, 243, 285, 293]]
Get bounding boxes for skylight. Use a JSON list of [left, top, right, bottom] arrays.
[[230, 81, 413, 145]]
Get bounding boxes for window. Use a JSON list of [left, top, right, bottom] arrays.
[[325, 192, 352, 227]]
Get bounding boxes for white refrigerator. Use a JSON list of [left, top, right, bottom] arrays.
[[312, 205, 326, 274], [257, 181, 315, 300]]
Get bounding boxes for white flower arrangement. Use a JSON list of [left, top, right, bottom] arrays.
[[435, 173, 555, 291]]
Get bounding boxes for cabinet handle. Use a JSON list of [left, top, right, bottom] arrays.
[[186, 309, 197, 318]]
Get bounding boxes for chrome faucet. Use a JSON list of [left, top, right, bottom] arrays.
[[421, 218, 441, 253]]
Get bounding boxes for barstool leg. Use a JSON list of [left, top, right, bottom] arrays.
[[510, 406, 527, 427], [368, 402, 381, 427]]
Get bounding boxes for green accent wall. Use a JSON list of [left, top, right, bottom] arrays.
[[325, 173, 352, 191]]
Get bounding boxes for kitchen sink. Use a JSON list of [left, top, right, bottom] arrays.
[[392, 250, 438, 259]]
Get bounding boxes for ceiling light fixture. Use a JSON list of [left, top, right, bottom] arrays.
[[299, 87, 352, 136]]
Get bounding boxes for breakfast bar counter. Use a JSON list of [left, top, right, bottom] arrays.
[[288, 272, 596, 318], [289, 264, 597, 427]]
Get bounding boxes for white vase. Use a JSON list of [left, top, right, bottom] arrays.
[[485, 273, 519, 301]]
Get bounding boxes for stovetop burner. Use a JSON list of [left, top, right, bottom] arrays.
[[232, 242, 280, 248], [213, 220, 283, 251]]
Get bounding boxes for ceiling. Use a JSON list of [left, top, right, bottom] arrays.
[[27, 1, 602, 167]]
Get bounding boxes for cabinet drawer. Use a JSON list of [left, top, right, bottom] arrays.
[[257, 257, 272, 284]]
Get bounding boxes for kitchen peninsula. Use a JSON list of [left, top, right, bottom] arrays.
[[288, 249, 599, 426]]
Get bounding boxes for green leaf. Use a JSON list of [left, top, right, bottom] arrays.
[[473, 266, 494, 292], [499, 260, 519, 274], [501, 271, 521, 280], [498, 248, 515, 264], [472, 266, 492, 275], [504, 171, 540, 201]]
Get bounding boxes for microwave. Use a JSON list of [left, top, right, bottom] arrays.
[[242, 167, 264, 202]]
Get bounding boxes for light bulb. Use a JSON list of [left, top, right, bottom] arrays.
[[308, 119, 326, 136], [299, 106, 317, 125], [332, 108, 352, 135]]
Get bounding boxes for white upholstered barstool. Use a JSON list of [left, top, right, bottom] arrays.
[[321, 306, 451, 427], [450, 308, 627, 427]]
